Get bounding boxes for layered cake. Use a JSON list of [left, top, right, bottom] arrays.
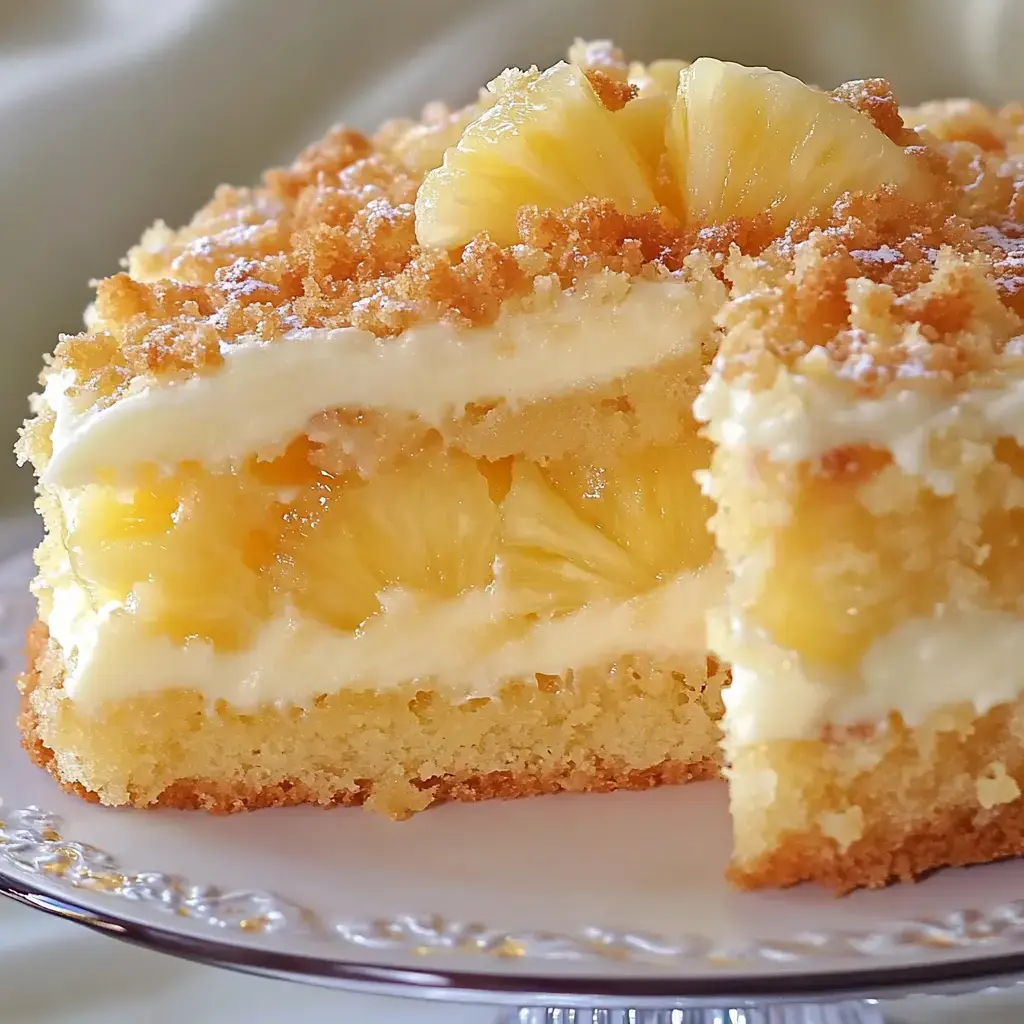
[[17, 40, 1024, 890]]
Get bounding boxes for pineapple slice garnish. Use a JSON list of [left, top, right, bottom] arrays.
[[415, 62, 658, 249], [415, 51, 928, 247], [668, 58, 923, 228], [497, 461, 653, 614]]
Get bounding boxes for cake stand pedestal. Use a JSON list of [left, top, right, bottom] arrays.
[[496, 1004, 881, 1023]]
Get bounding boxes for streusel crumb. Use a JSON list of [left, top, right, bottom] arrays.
[[584, 69, 638, 112], [45, 72, 1024, 412], [716, 94, 1024, 395], [830, 79, 920, 146]]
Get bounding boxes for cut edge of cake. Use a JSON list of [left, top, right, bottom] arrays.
[[699, 212, 1024, 890]]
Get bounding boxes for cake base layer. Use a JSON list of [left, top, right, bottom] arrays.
[[727, 696, 1024, 893], [20, 622, 723, 817]]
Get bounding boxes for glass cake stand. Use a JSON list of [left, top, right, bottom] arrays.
[[1, 530, 1021, 1023]]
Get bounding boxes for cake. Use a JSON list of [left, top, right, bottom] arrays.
[[701, 179, 1024, 889], [16, 39, 1024, 891]]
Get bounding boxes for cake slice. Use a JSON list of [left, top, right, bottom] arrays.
[[699, 97, 1024, 890]]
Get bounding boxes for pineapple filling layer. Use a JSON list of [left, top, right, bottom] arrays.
[[42, 435, 715, 706], [746, 440, 1024, 671], [42, 268, 723, 489], [709, 430, 1024, 743]]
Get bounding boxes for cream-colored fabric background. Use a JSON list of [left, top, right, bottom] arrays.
[[3, 0, 1024, 511]]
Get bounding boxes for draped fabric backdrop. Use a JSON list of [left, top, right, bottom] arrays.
[[1, 0, 1022, 510]]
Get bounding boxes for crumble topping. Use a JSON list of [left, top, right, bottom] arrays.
[[39, 64, 1024, 415], [710, 93, 1024, 392], [830, 79, 920, 146], [584, 69, 638, 112], [718, 181, 1024, 394]]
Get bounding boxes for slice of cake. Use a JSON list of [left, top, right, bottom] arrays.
[[699, 99, 1024, 891], [20, 38, 1024, 892]]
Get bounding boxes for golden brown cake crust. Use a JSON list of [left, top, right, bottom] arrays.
[[17, 621, 717, 815], [728, 798, 1024, 895], [148, 758, 719, 815]]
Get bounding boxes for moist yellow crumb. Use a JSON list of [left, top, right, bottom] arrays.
[[977, 762, 1022, 809]]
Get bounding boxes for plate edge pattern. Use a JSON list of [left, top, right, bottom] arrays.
[[3, 805, 1024, 969]]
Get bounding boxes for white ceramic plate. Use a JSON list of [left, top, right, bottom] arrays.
[[2, 531, 1024, 1020]]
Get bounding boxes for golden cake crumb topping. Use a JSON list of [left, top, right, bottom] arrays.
[[718, 196, 1024, 393], [713, 84, 1024, 393], [41, 46, 1024, 414], [584, 69, 638, 112]]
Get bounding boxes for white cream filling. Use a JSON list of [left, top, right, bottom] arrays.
[[44, 565, 723, 710], [695, 357, 1024, 493], [42, 268, 724, 488], [720, 609, 1024, 745]]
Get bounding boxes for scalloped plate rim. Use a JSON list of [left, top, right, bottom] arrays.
[[5, 867, 1024, 1006]]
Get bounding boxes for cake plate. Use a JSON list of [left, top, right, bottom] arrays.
[[3, 533, 1024, 1023]]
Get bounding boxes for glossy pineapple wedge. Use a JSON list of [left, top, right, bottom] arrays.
[[668, 58, 924, 227], [415, 61, 658, 248], [65, 441, 321, 648], [500, 439, 714, 612], [278, 450, 500, 632], [417, 55, 927, 248]]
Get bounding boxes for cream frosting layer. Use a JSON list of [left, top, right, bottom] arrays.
[[695, 357, 1024, 493], [716, 608, 1024, 745], [42, 266, 724, 488], [43, 565, 723, 710]]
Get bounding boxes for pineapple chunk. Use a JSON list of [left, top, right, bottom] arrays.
[[69, 477, 180, 605], [280, 450, 499, 631], [386, 91, 498, 176], [498, 460, 653, 614], [668, 58, 924, 227], [545, 438, 714, 577], [628, 59, 688, 98], [415, 62, 658, 249], [751, 453, 954, 669], [69, 469, 276, 648]]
